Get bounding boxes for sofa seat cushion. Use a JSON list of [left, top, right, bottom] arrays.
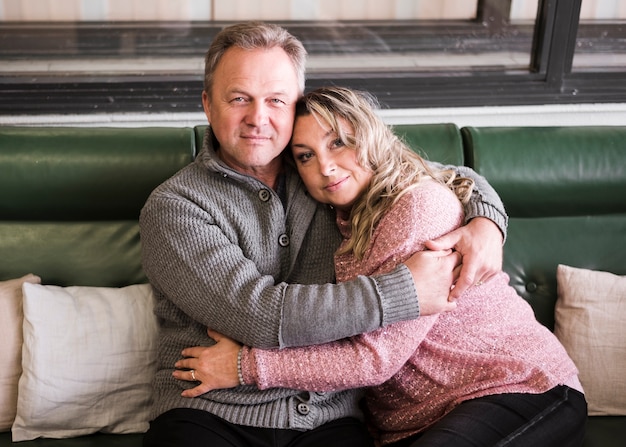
[[584, 416, 626, 447]]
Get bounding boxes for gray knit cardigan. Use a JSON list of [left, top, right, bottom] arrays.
[[139, 128, 508, 430]]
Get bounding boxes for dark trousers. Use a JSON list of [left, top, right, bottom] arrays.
[[389, 385, 587, 447], [142, 409, 374, 447]]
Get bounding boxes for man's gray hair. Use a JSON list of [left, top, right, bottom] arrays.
[[204, 21, 307, 96]]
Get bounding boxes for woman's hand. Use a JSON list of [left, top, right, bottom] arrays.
[[173, 329, 242, 397], [425, 217, 503, 300]]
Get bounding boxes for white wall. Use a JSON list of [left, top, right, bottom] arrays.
[[379, 103, 626, 127]]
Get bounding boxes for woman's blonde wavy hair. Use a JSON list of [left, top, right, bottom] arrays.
[[293, 87, 474, 260]]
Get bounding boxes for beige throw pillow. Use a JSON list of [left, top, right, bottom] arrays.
[[0, 274, 41, 432], [555, 264, 626, 416], [12, 283, 157, 441]]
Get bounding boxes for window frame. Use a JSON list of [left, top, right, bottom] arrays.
[[0, 0, 624, 115], [306, 0, 626, 108]]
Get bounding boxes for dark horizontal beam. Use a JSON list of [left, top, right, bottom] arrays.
[[2, 70, 625, 116]]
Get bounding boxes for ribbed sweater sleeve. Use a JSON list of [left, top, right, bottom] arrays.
[[279, 266, 419, 347]]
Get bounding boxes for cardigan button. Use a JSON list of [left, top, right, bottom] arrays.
[[278, 234, 290, 247], [296, 403, 310, 415], [258, 189, 271, 202]]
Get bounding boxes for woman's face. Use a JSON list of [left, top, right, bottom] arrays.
[[291, 113, 372, 213]]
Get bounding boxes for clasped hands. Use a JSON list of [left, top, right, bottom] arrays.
[[405, 217, 503, 315]]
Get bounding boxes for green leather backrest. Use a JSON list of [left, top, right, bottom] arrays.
[[503, 215, 625, 330], [195, 126, 207, 156], [0, 127, 195, 286], [0, 127, 195, 220], [462, 126, 626, 218], [462, 126, 626, 329], [393, 124, 464, 165], [194, 123, 464, 166], [3, 123, 625, 322]]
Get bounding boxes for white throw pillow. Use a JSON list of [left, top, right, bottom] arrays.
[[554, 264, 626, 416], [12, 283, 157, 441], [0, 274, 41, 432]]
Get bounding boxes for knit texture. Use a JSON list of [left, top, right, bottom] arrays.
[[242, 179, 579, 443]]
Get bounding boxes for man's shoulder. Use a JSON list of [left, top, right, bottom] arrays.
[[150, 160, 203, 194]]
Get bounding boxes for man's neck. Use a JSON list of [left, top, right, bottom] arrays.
[[218, 152, 283, 190]]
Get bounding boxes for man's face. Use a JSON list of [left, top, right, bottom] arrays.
[[202, 46, 301, 178]]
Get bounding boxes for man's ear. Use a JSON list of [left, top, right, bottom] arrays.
[[202, 90, 211, 122]]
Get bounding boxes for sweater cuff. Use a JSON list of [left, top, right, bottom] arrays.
[[464, 201, 509, 243], [374, 264, 420, 326], [240, 346, 255, 386]]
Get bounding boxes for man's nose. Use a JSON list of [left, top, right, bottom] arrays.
[[246, 102, 269, 126]]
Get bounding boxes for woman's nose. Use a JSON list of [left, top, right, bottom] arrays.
[[318, 156, 336, 176]]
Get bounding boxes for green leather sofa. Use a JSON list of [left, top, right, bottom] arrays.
[[1, 124, 624, 446]]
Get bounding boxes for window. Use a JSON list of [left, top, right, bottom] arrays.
[[0, 0, 624, 114], [573, 0, 626, 71]]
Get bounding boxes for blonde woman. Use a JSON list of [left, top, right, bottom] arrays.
[[176, 87, 587, 446]]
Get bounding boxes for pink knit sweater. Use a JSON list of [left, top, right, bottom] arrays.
[[241, 178, 580, 444]]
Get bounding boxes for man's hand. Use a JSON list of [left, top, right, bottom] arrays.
[[404, 249, 462, 316], [425, 217, 503, 301], [173, 329, 242, 397]]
